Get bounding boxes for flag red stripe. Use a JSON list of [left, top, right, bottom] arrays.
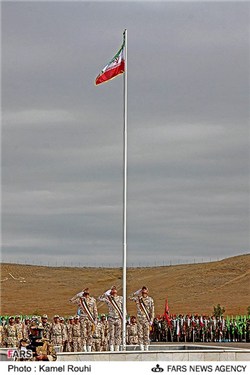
[[95, 60, 125, 85]]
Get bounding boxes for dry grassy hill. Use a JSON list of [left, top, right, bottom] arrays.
[[0, 254, 249, 318]]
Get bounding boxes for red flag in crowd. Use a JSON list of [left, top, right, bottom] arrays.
[[164, 296, 171, 325]]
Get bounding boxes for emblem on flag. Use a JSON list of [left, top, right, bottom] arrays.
[[95, 34, 125, 85]]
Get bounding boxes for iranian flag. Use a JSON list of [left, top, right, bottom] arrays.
[[95, 40, 125, 85]]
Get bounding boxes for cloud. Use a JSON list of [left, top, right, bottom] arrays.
[[3, 109, 76, 126], [2, 1, 249, 266]]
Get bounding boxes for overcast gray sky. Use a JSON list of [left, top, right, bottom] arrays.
[[1, 1, 249, 267]]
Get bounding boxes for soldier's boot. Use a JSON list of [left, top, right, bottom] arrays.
[[87, 346, 92, 352], [114, 345, 119, 351], [109, 345, 114, 351], [145, 345, 149, 351], [83, 345, 87, 352], [139, 344, 144, 351]]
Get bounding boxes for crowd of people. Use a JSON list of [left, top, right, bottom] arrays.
[[1, 285, 249, 355], [150, 314, 250, 343], [0, 285, 154, 352]]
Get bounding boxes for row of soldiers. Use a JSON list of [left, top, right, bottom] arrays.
[[2, 312, 249, 354], [0, 313, 111, 352], [2, 286, 249, 353], [150, 314, 250, 343], [70, 285, 154, 351], [1, 285, 155, 352], [0, 313, 109, 352]]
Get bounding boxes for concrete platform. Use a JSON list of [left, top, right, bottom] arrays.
[[57, 344, 250, 362], [1, 344, 249, 362]]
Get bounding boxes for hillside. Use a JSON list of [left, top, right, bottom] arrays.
[[0, 254, 249, 318]]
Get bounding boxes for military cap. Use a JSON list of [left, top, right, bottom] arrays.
[[9, 316, 14, 319], [30, 322, 44, 330], [54, 314, 60, 318], [59, 317, 64, 321], [69, 316, 74, 320], [15, 315, 21, 318], [42, 314, 48, 319], [74, 315, 80, 319]]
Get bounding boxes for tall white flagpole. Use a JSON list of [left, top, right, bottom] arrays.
[[122, 28, 128, 351]]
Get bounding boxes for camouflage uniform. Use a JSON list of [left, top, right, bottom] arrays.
[[92, 320, 103, 352], [15, 316, 24, 342], [126, 317, 139, 345], [49, 315, 65, 350], [19, 321, 57, 361], [60, 318, 68, 352], [22, 318, 31, 340], [100, 316, 109, 351], [0, 325, 4, 347], [101, 315, 109, 352], [32, 339, 57, 361], [129, 286, 154, 350], [66, 317, 74, 352], [161, 317, 169, 342], [3, 317, 18, 348], [70, 288, 98, 352], [72, 317, 82, 352], [41, 315, 52, 340], [209, 316, 217, 342], [98, 286, 123, 351]]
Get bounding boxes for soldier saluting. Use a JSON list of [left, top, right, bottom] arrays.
[[98, 285, 123, 352], [69, 287, 98, 352], [129, 286, 154, 351]]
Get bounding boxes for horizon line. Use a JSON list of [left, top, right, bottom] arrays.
[[1, 253, 249, 269]]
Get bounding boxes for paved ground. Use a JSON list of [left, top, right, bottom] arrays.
[[152, 342, 250, 349], [198, 342, 250, 349]]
